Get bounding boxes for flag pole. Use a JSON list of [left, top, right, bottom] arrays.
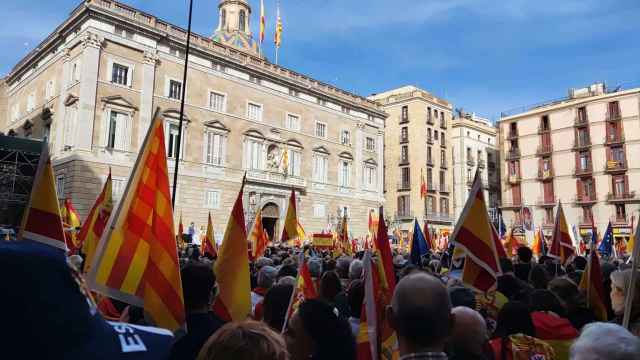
[[171, 0, 194, 209], [623, 218, 640, 329]]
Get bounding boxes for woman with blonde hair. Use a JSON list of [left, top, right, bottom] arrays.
[[197, 320, 288, 360]]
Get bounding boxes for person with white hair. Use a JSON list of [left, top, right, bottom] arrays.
[[610, 269, 640, 336], [569, 322, 640, 360], [348, 259, 363, 281]]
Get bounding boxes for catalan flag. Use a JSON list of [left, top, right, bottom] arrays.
[[213, 177, 251, 322], [274, 1, 282, 48], [424, 221, 434, 251], [281, 188, 305, 244], [532, 227, 544, 257], [88, 110, 185, 331], [579, 224, 608, 321], [250, 209, 269, 259], [61, 198, 82, 253], [450, 170, 502, 292], [79, 172, 113, 274], [549, 201, 575, 265], [202, 212, 217, 258], [259, 0, 265, 43], [283, 252, 317, 331], [420, 168, 427, 199], [19, 144, 66, 251]]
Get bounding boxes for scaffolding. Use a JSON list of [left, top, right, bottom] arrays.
[[0, 135, 42, 227]]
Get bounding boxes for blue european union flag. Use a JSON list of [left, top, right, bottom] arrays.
[[410, 218, 429, 265]]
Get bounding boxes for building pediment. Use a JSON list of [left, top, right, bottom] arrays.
[[244, 129, 265, 139], [64, 94, 79, 107], [162, 108, 190, 122], [286, 139, 303, 149], [338, 151, 353, 160], [204, 120, 229, 132], [364, 158, 377, 166], [101, 95, 138, 111]]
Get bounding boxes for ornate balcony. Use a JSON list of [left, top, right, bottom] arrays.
[[467, 157, 476, 166], [399, 115, 409, 124], [427, 136, 434, 145], [478, 159, 486, 169], [574, 116, 588, 127], [574, 165, 593, 177], [506, 149, 521, 160], [536, 197, 556, 207], [606, 191, 637, 203], [536, 144, 553, 156], [606, 111, 622, 122], [574, 195, 597, 205], [427, 115, 434, 125], [605, 160, 627, 174], [578, 216, 594, 227], [426, 158, 434, 167], [395, 210, 414, 221], [440, 160, 448, 169], [439, 184, 450, 193], [611, 215, 630, 226], [572, 139, 591, 150], [604, 134, 625, 146], [537, 169, 553, 181], [246, 170, 307, 189]]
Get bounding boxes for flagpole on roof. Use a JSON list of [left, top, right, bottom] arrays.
[[171, 0, 194, 209]]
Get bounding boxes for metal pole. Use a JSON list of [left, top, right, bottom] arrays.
[[171, 0, 194, 209]]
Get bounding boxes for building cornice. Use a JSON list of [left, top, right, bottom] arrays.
[[451, 118, 497, 135]]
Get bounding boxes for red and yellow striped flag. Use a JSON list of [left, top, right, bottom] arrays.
[[19, 144, 66, 251], [61, 198, 82, 253], [274, 1, 282, 48], [88, 110, 184, 331], [260, 0, 266, 43], [281, 188, 305, 244], [250, 209, 269, 259], [549, 202, 575, 265], [202, 212, 217, 258], [79, 172, 113, 274], [212, 177, 251, 322], [283, 252, 317, 331], [450, 171, 502, 292]]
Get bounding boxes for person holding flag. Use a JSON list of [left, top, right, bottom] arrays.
[[61, 198, 82, 253]]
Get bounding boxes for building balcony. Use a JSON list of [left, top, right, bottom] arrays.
[[395, 211, 414, 221], [440, 120, 447, 129], [506, 149, 521, 160], [424, 212, 454, 224], [440, 139, 447, 148], [399, 155, 410, 165], [574, 116, 589, 127], [507, 174, 521, 184], [439, 184, 450, 193], [536, 144, 553, 156], [488, 162, 496, 170], [606, 191, 637, 203], [427, 136, 434, 145], [400, 134, 409, 144], [500, 201, 523, 209], [478, 159, 486, 169], [538, 126, 551, 134], [507, 130, 519, 140], [574, 195, 597, 205], [246, 169, 307, 189], [426, 158, 434, 167], [604, 134, 625, 146], [537, 169, 554, 181], [467, 157, 476, 166], [427, 116, 434, 125], [536, 197, 556, 207], [578, 216, 594, 227], [574, 165, 593, 177], [440, 160, 448, 169], [572, 139, 591, 150], [606, 112, 622, 122], [611, 215, 630, 226], [427, 183, 437, 193], [605, 160, 627, 174], [399, 115, 409, 124], [397, 181, 411, 191]]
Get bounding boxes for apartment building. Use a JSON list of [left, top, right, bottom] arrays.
[[369, 86, 454, 235], [1, 0, 387, 239], [451, 111, 500, 222], [499, 82, 640, 245]]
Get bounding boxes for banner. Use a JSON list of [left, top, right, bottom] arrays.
[[312, 233, 334, 248]]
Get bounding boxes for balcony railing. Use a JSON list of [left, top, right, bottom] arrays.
[[400, 134, 409, 143], [500, 201, 523, 209], [606, 111, 622, 122], [574, 195, 597, 205], [605, 160, 627, 173], [427, 183, 437, 192], [396, 210, 414, 221], [574, 116, 588, 127], [440, 139, 446, 148], [506, 149, 521, 160], [439, 184, 450, 193], [574, 165, 593, 177], [440, 120, 447, 129], [488, 162, 496, 170], [467, 157, 476, 166], [397, 181, 411, 191], [604, 134, 625, 145], [536, 197, 556, 207], [508, 174, 521, 184], [572, 139, 591, 150], [478, 159, 486, 169], [537, 169, 553, 181], [399, 155, 409, 164], [440, 160, 448, 169], [427, 136, 434, 145], [426, 158, 434, 167], [578, 216, 593, 226], [507, 130, 519, 139], [246, 170, 307, 188], [611, 215, 629, 225], [399, 115, 409, 124], [538, 126, 551, 134], [606, 191, 636, 203], [536, 144, 553, 156], [427, 115, 434, 125], [424, 212, 454, 224]]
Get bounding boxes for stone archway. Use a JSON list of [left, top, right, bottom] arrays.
[[261, 202, 279, 242]]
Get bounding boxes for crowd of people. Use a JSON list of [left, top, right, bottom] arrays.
[[4, 235, 640, 359]]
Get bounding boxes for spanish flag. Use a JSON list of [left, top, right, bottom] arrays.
[[579, 224, 607, 321], [250, 209, 269, 259], [19, 144, 66, 251], [213, 177, 251, 322], [420, 168, 427, 199], [202, 212, 217, 258], [549, 201, 575, 265], [61, 198, 82, 252], [375, 206, 396, 293], [88, 110, 185, 331], [532, 227, 543, 257], [283, 252, 317, 331], [450, 170, 502, 292], [281, 188, 305, 244], [79, 172, 113, 274]]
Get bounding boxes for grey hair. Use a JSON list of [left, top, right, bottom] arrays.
[[307, 257, 323, 278], [610, 269, 632, 293], [570, 322, 640, 360], [277, 276, 297, 287], [348, 259, 363, 280], [257, 266, 278, 289]]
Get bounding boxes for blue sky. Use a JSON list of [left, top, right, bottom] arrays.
[[2, 0, 639, 120]]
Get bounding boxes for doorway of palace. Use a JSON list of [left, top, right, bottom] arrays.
[[261, 202, 279, 242]]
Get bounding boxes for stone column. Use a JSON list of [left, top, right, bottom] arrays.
[[377, 130, 384, 197], [53, 48, 71, 156], [138, 51, 158, 150], [75, 32, 103, 152], [354, 122, 364, 191]]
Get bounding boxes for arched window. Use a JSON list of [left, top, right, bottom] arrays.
[[239, 10, 246, 32], [221, 9, 227, 29]]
